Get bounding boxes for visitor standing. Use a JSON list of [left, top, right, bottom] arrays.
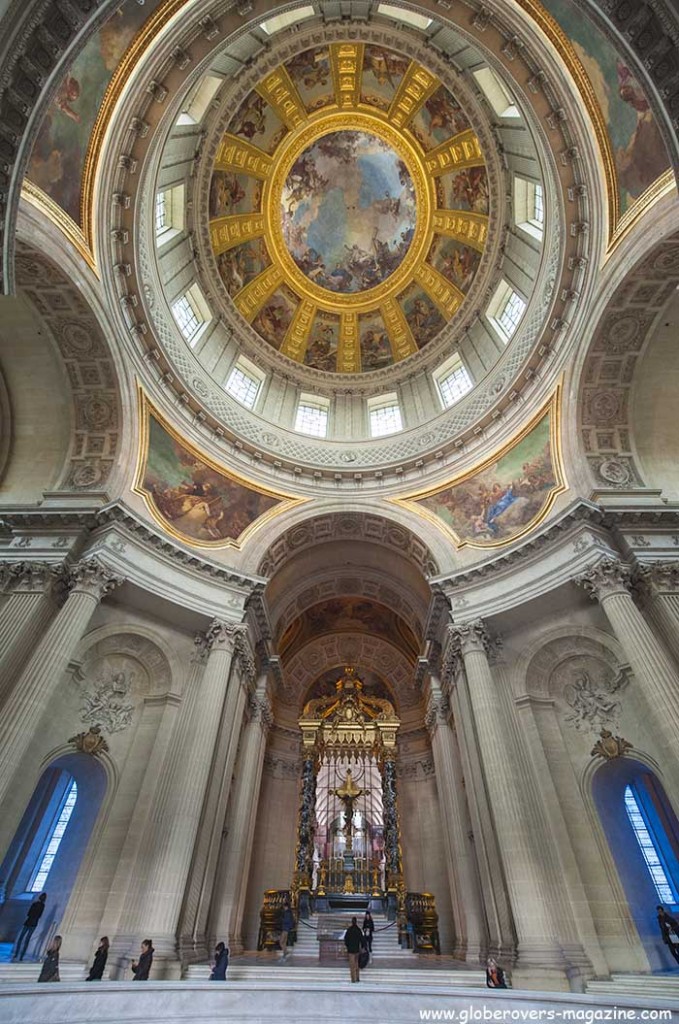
[[12, 892, 47, 961], [37, 935, 61, 982], [86, 936, 109, 980], [279, 902, 294, 959], [657, 905, 679, 964], [362, 910, 375, 954], [210, 941, 229, 980], [486, 956, 508, 988], [344, 915, 365, 983], [131, 939, 154, 980]]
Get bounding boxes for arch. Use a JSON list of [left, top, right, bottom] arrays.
[[515, 623, 627, 700], [0, 751, 107, 957], [591, 757, 679, 972], [74, 624, 178, 698]]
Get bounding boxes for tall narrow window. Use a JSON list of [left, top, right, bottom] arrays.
[[624, 784, 678, 904], [30, 779, 77, 892], [487, 282, 527, 343]]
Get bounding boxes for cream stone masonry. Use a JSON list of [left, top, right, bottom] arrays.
[[0, 558, 122, 827], [448, 620, 570, 989], [132, 620, 248, 976], [424, 673, 485, 961], [635, 561, 679, 668], [0, 561, 63, 706], [575, 557, 679, 794], [210, 677, 273, 954]]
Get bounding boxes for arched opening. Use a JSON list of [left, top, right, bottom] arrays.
[[0, 753, 107, 960], [592, 758, 679, 971]]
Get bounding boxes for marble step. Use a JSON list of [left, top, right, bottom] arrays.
[[587, 974, 679, 999], [186, 962, 485, 986]]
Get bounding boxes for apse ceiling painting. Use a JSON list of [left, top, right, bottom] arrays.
[[133, 393, 305, 548], [208, 43, 490, 374], [392, 387, 566, 549]]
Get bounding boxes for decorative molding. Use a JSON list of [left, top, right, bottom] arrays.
[[68, 723, 109, 757], [590, 727, 633, 760], [66, 557, 124, 600], [574, 557, 633, 600]]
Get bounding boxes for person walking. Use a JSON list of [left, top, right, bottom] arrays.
[[131, 938, 154, 980], [362, 910, 375, 954], [37, 935, 61, 982], [210, 941, 229, 980], [12, 892, 47, 961], [344, 915, 365, 983], [279, 902, 295, 959], [657, 905, 679, 964], [86, 936, 109, 981]]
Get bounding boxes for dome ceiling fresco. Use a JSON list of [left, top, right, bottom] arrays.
[[208, 43, 490, 374]]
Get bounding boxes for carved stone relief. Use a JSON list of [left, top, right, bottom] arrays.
[[79, 668, 135, 734], [551, 654, 628, 735]]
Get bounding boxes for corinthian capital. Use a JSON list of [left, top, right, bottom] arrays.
[[424, 692, 450, 735], [234, 629, 257, 685], [448, 619, 491, 656], [249, 690, 274, 730], [66, 559, 124, 600], [0, 560, 56, 594], [575, 558, 632, 600], [635, 561, 679, 598], [203, 619, 248, 655]]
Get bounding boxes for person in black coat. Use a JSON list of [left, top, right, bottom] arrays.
[[362, 911, 375, 954], [86, 936, 109, 981], [344, 916, 366, 983], [657, 905, 679, 964], [13, 892, 47, 961], [210, 941, 229, 980], [131, 939, 154, 980], [37, 935, 61, 982]]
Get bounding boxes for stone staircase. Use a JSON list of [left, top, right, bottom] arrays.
[[586, 973, 679, 1000]]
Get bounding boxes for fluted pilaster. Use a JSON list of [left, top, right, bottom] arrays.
[[133, 619, 246, 973], [576, 558, 679, 778], [180, 629, 256, 958], [0, 561, 65, 706], [635, 561, 679, 668], [0, 559, 122, 824], [450, 620, 567, 983], [425, 673, 484, 960], [210, 678, 273, 952]]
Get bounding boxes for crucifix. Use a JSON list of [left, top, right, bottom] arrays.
[[334, 769, 363, 852]]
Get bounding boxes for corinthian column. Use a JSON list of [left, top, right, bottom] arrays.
[[209, 676, 273, 953], [0, 562, 64, 705], [635, 561, 679, 668], [575, 558, 679, 782], [180, 630, 255, 959], [0, 559, 123, 819], [424, 674, 484, 960], [450, 620, 568, 988], [132, 620, 246, 976]]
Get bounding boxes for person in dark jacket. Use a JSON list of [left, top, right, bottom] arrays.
[[86, 936, 109, 981], [362, 910, 375, 954], [486, 956, 508, 988], [657, 905, 679, 964], [12, 892, 47, 961], [37, 934, 61, 982], [344, 916, 365, 982], [131, 939, 154, 980], [210, 941, 229, 980], [279, 903, 295, 958]]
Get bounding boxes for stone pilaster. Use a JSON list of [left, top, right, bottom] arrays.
[[180, 629, 255, 960], [635, 561, 679, 668], [424, 673, 484, 961], [450, 620, 569, 988], [0, 562, 65, 705], [210, 677, 273, 953], [131, 619, 246, 976], [0, 559, 123, 825], [576, 558, 679, 786]]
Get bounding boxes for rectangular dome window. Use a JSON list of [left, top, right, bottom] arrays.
[[377, 4, 432, 30], [171, 283, 210, 346], [155, 184, 185, 248], [260, 6, 314, 35], [369, 393, 403, 437], [487, 282, 527, 343], [473, 67, 520, 119], [514, 176, 544, 241], [435, 354, 473, 409], [225, 359, 263, 409], [295, 395, 329, 438]]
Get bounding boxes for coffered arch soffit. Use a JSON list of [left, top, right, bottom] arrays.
[[516, 623, 627, 700], [281, 632, 420, 711]]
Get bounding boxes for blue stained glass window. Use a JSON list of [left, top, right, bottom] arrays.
[[30, 779, 77, 892], [624, 784, 677, 904]]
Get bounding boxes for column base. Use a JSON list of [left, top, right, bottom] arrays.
[[511, 941, 570, 991]]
